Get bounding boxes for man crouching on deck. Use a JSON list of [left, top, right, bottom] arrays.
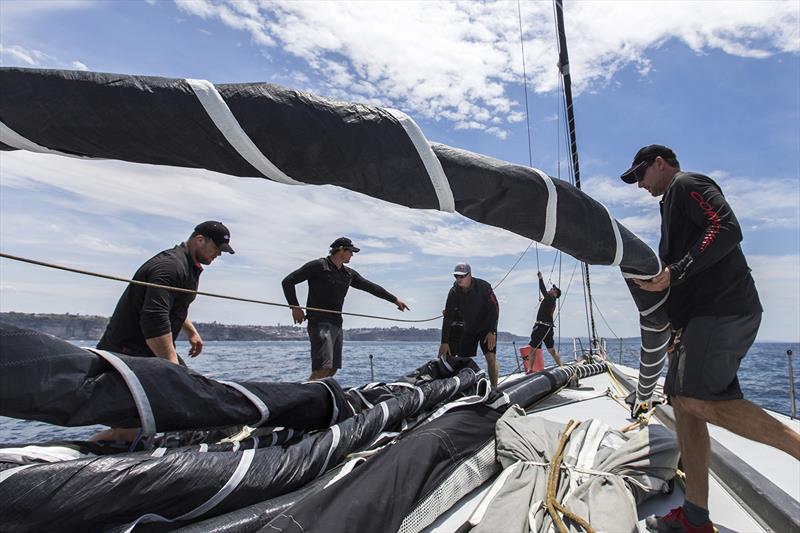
[[619, 145, 800, 533], [282, 237, 409, 381], [91, 221, 235, 443], [438, 263, 500, 387]]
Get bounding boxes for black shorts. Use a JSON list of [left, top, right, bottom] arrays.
[[308, 321, 343, 371], [664, 313, 761, 401], [455, 330, 495, 357], [530, 323, 554, 350]]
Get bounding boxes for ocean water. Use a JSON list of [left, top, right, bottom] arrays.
[[2, 339, 798, 444]]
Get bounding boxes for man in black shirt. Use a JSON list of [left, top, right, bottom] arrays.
[[282, 237, 409, 380], [92, 221, 234, 443], [438, 263, 500, 387], [620, 145, 799, 533], [528, 271, 562, 366], [97, 220, 234, 364]]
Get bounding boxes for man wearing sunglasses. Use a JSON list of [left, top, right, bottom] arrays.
[[621, 146, 799, 533], [438, 263, 500, 387]]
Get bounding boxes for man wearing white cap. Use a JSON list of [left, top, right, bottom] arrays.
[[438, 263, 500, 387]]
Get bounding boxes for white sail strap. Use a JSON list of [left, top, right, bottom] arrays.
[[218, 380, 270, 427], [85, 348, 157, 436], [386, 108, 455, 213], [531, 168, 558, 246], [0, 121, 100, 160], [120, 448, 256, 532], [186, 78, 303, 186]]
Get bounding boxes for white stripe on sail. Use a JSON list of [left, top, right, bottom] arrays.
[[601, 203, 624, 267], [641, 322, 671, 333], [219, 380, 270, 427], [641, 338, 670, 353], [186, 78, 303, 186], [639, 353, 668, 368], [640, 289, 670, 317], [531, 168, 558, 246], [386, 108, 455, 213], [0, 121, 99, 160], [86, 348, 157, 436]]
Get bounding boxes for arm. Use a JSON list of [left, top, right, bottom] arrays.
[[486, 285, 499, 333], [145, 333, 180, 364], [282, 260, 321, 324], [182, 319, 203, 357], [349, 269, 398, 304], [668, 178, 743, 285], [538, 274, 547, 298], [139, 264, 179, 362]]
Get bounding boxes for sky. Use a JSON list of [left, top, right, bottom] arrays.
[[0, 0, 798, 342]]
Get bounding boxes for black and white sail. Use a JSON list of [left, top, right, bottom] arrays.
[[0, 67, 668, 407]]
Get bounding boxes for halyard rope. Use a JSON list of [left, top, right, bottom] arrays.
[[545, 419, 596, 533], [0, 252, 443, 323]]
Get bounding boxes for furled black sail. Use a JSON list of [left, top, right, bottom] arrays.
[[0, 67, 668, 407]]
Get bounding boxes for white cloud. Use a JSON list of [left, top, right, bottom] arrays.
[[170, 0, 799, 137], [71, 61, 89, 71], [0, 43, 90, 74]]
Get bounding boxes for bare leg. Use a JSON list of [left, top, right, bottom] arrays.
[[308, 368, 336, 380], [484, 351, 499, 388], [672, 396, 710, 508], [678, 396, 800, 459], [547, 347, 563, 366]]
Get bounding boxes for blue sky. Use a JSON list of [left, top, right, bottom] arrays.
[[1, 0, 798, 342]]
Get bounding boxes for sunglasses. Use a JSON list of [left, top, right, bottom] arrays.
[[632, 158, 656, 182], [454, 273, 468, 279]]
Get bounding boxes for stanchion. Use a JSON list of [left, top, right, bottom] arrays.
[[369, 353, 375, 383]]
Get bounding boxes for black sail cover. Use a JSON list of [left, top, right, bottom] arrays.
[[0, 67, 668, 407], [0, 324, 351, 433], [0, 338, 482, 532]]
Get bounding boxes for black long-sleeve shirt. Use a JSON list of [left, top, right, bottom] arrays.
[[659, 172, 761, 328], [441, 277, 499, 342], [97, 243, 201, 356], [282, 257, 397, 326], [535, 277, 556, 324]]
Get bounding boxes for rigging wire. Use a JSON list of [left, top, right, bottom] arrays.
[[591, 298, 622, 340], [0, 252, 444, 324], [492, 240, 534, 290], [517, 0, 540, 273]]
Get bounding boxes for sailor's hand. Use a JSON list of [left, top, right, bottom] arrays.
[[634, 267, 671, 292], [188, 332, 204, 357], [291, 307, 306, 324], [438, 343, 451, 359], [484, 332, 497, 351], [395, 299, 410, 312], [631, 397, 651, 419], [537, 271, 543, 279]]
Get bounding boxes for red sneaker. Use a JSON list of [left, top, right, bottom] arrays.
[[645, 506, 714, 533]]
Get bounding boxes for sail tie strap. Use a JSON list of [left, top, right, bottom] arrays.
[[545, 419, 596, 533]]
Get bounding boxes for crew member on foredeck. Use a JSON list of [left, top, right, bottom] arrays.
[[282, 237, 409, 380], [92, 221, 234, 443], [527, 271, 562, 366], [620, 145, 800, 533], [438, 263, 500, 387]]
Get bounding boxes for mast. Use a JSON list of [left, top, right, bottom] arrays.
[[553, 0, 599, 352]]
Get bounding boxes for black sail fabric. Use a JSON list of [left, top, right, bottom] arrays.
[[0, 67, 669, 406], [0, 324, 350, 432], [263, 363, 609, 533], [0, 364, 479, 532]]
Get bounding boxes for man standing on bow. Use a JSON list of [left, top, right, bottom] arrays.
[[528, 271, 562, 366], [282, 237, 409, 380], [620, 145, 800, 533], [438, 263, 500, 387]]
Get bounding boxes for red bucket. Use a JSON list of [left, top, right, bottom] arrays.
[[520, 345, 544, 373]]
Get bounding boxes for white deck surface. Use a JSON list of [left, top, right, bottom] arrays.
[[424, 367, 799, 532]]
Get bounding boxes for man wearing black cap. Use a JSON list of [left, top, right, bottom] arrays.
[[438, 263, 500, 387], [97, 221, 234, 364], [282, 237, 409, 380], [620, 146, 800, 533], [527, 271, 562, 366]]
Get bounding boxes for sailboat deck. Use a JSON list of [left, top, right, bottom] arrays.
[[425, 366, 799, 532]]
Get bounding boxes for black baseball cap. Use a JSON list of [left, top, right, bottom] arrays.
[[330, 237, 360, 253], [194, 221, 234, 254], [620, 145, 677, 184]]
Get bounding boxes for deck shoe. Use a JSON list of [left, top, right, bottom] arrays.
[[645, 506, 714, 533]]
